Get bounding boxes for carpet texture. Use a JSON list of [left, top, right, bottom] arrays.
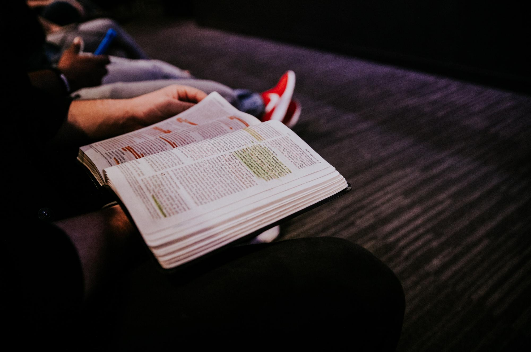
[[122, 18, 531, 351]]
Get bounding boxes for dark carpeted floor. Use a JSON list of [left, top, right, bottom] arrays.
[[120, 15, 531, 352]]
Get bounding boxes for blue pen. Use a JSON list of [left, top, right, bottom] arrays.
[[94, 28, 117, 55]]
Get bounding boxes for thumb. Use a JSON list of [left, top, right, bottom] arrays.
[[68, 37, 84, 54], [168, 100, 195, 114], [155, 99, 196, 119]]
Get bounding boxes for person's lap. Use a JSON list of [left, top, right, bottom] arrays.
[[42, 154, 404, 351], [79, 236, 405, 351]]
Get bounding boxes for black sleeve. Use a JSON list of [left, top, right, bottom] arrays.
[[1, 1, 72, 142], [0, 219, 84, 347], [3, 68, 72, 146], [0, 66, 83, 345], [0, 2, 84, 346]]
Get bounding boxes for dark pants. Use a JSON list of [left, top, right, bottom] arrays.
[[35, 150, 404, 350], [79, 236, 405, 351]]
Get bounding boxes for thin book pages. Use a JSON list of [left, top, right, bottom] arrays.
[[78, 93, 348, 269]]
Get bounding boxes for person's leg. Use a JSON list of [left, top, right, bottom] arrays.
[[100, 57, 266, 116], [102, 56, 193, 84], [73, 78, 234, 101], [73, 69, 301, 121], [79, 237, 405, 351], [73, 79, 265, 117]]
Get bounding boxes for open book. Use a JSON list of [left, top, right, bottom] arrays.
[[78, 92, 349, 270]]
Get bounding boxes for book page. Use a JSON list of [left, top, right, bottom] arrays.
[[78, 92, 261, 183], [156, 175, 347, 268], [105, 121, 347, 246]]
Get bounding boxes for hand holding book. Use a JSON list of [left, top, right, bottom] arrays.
[[57, 85, 207, 145]]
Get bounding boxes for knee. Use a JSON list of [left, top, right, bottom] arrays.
[[280, 237, 405, 350], [328, 237, 405, 350]]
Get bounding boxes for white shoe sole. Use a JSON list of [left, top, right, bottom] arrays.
[[270, 70, 296, 122], [249, 225, 281, 244]]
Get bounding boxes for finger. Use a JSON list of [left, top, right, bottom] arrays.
[[86, 55, 110, 65], [94, 55, 111, 65], [68, 37, 84, 54], [173, 86, 208, 103], [167, 100, 196, 114]]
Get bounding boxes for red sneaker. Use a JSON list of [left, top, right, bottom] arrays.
[[283, 99, 301, 128], [261, 70, 296, 123]]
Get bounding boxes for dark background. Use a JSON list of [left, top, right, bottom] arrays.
[[92, 0, 531, 93], [159, 0, 529, 93]]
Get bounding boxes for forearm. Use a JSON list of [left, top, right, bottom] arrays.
[[53, 98, 139, 144], [52, 84, 207, 145]]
